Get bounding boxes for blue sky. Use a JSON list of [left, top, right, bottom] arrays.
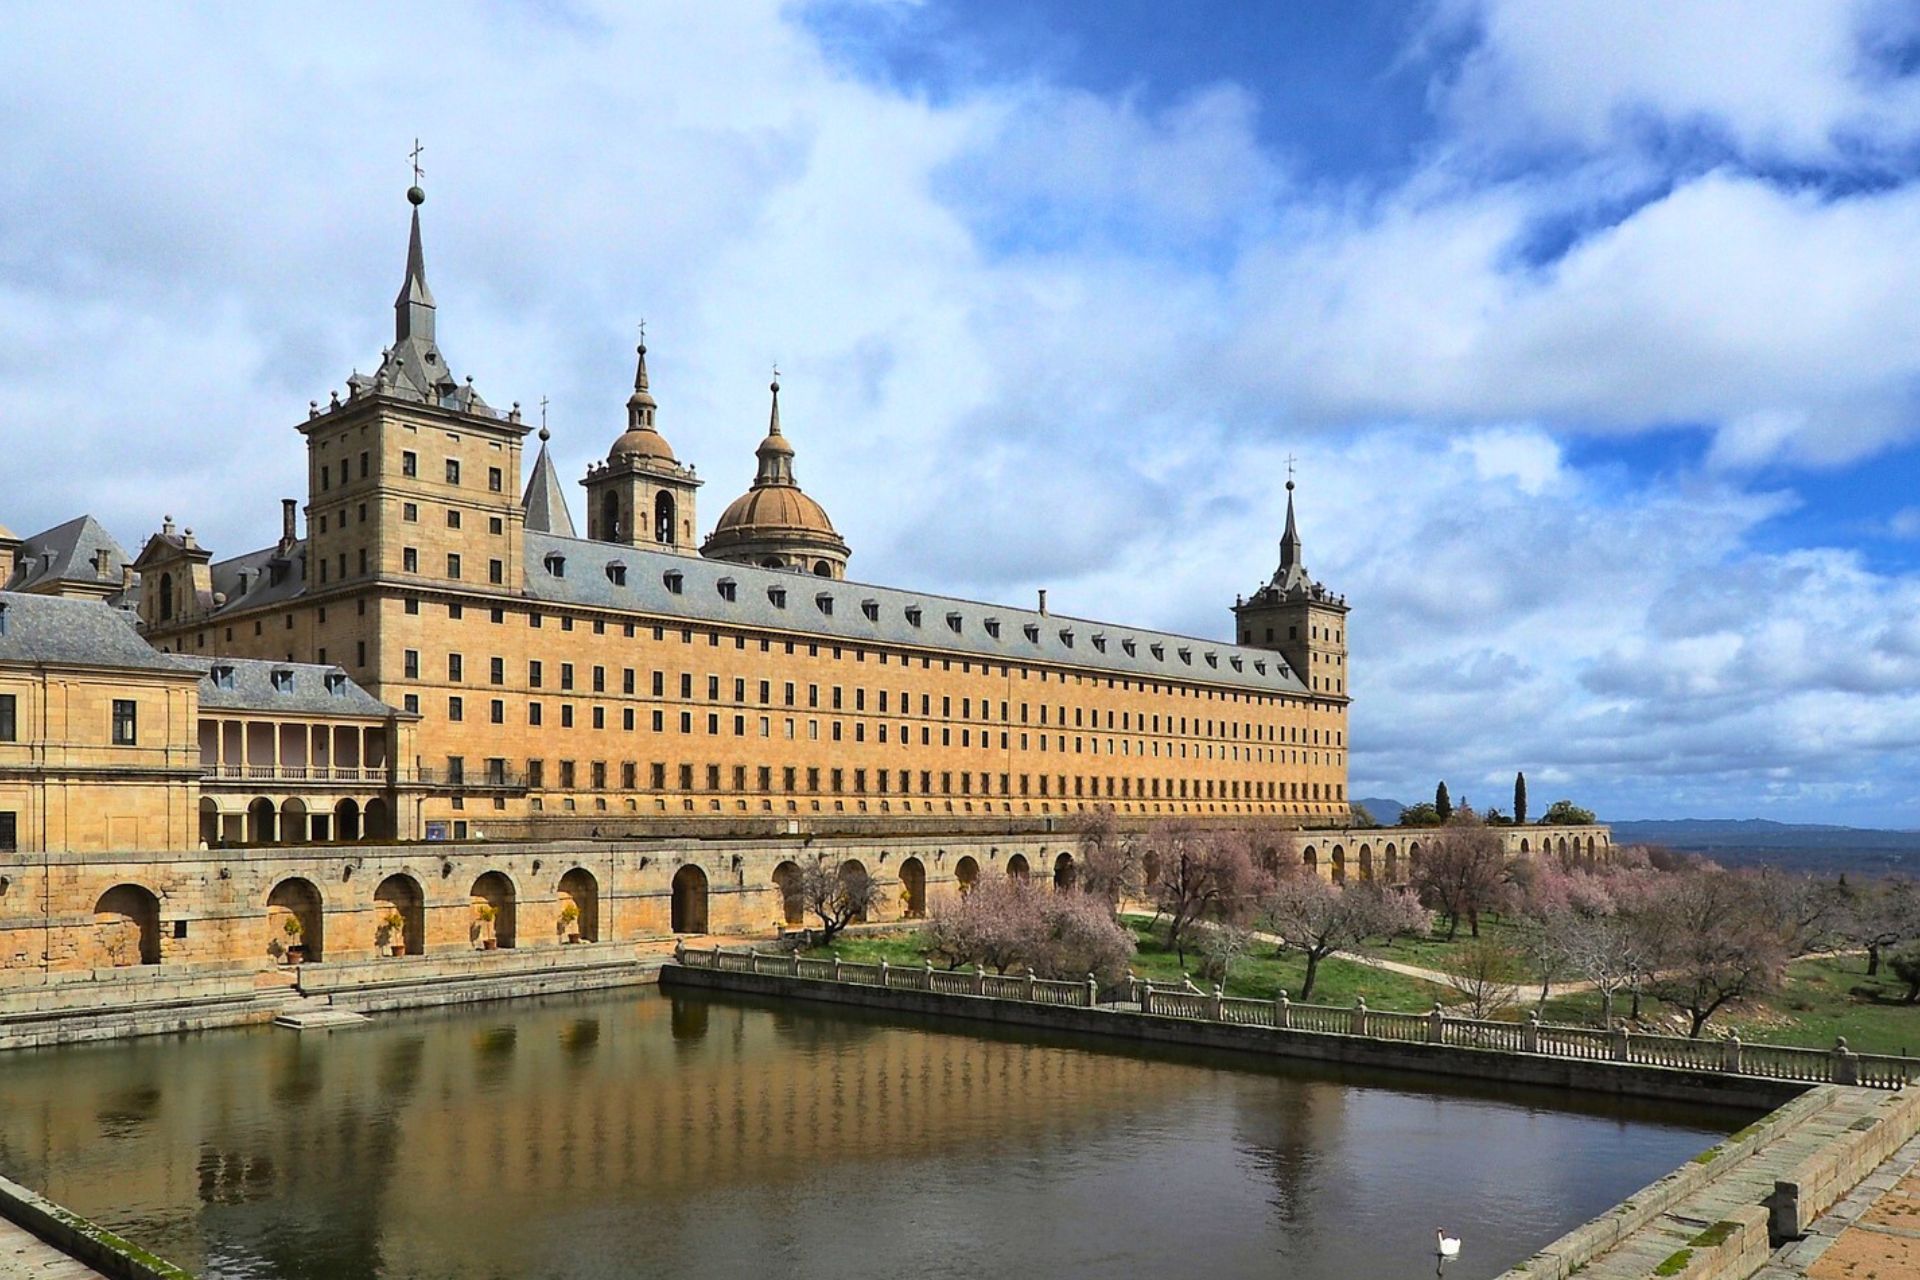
[[5, 2, 1920, 825]]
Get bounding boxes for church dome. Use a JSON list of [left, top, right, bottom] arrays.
[[701, 378, 850, 578], [712, 484, 837, 538]]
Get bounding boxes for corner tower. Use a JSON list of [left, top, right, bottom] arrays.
[[582, 340, 701, 551], [1233, 479, 1348, 698], [702, 377, 850, 578]]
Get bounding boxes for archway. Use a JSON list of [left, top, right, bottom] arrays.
[[363, 797, 392, 842], [654, 492, 676, 546], [899, 857, 926, 918], [198, 798, 220, 847], [812, 561, 832, 576], [247, 797, 276, 844], [471, 871, 516, 950], [1052, 852, 1076, 891], [671, 865, 709, 934], [954, 856, 979, 895], [557, 868, 599, 943], [772, 861, 804, 925], [267, 877, 323, 964], [279, 799, 308, 845], [1519, 838, 1531, 854], [335, 798, 361, 841], [158, 571, 174, 621], [1302, 845, 1318, 875], [1330, 845, 1347, 885], [1384, 843, 1399, 884], [93, 884, 160, 967], [839, 860, 870, 923], [1006, 853, 1031, 883], [601, 490, 623, 541], [1358, 844, 1374, 882], [374, 873, 424, 956]]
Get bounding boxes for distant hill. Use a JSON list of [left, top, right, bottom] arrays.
[[1610, 818, 1920, 876], [1355, 797, 1406, 825]]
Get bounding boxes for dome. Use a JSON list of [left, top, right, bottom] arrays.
[[712, 485, 838, 538], [608, 426, 676, 464], [701, 377, 850, 577]]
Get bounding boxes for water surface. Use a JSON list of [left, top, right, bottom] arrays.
[[0, 987, 1752, 1280]]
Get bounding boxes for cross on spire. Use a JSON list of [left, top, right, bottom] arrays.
[[638, 318, 647, 345], [410, 138, 426, 187], [1285, 453, 1297, 492]]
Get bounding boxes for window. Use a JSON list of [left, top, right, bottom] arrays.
[[404, 649, 420, 678], [0, 812, 14, 852], [446, 509, 462, 529], [402, 450, 418, 477], [403, 547, 418, 573], [446, 553, 462, 579], [0, 694, 13, 742], [449, 696, 464, 721], [718, 578, 737, 602], [488, 466, 503, 493], [545, 553, 566, 578], [607, 562, 627, 586], [111, 699, 137, 745], [445, 458, 461, 485], [490, 657, 505, 685], [403, 502, 419, 522]]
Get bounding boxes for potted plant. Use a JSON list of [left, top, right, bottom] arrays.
[[558, 901, 580, 943], [283, 915, 306, 964], [474, 902, 498, 950], [379, 911, 406, 957]]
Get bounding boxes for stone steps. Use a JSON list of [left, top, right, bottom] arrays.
[[0, 1213, 110, 1278], [272, 995, 370, 1031]]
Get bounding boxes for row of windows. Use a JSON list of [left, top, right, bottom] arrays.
[[316, 502, 507, 538], [315, 447, 505, 494], [0, 694, 138, 746]]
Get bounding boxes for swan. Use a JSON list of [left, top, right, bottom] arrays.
[[1436, 1229, 1461, 1259]]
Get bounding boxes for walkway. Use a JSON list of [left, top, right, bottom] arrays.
[[1759, 1128, 1920, 1279], [0, 1214, 109, 1279]]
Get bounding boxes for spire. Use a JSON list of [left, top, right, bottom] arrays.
[[626, 341, 656, 429], [754, 374, 795, 486], [394, 184, 435, 344], [522, 426, 577, 537], [1279, 478, 1303, 573]]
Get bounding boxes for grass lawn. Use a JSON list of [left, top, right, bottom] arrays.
[[797, 917, 1456, 1013], [1367, 915, 1525, 975]]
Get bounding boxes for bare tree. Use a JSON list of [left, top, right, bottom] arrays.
[[1147, 823, 1272, 964], [799, 859, 882, 947], [1637, 869, 1788, 1038], [1838, 876, 1920, 976], [1412, 817, 1509, 940], [1074, 806, 1144, 911], [1445, 940, 1523, 1021], [1262, 878, 1428, 1001]]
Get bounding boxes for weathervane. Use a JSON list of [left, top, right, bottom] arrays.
[[1285, 453, 1297, 490], [638, 318, 647, 346], [539, 395, 549, 430], [409, 138, 426, 186]]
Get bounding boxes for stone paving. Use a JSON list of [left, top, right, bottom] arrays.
[[1759, 1128, 1920, 1280], [0, 1214, 109, 1279]]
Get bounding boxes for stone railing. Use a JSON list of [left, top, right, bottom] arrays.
[[206, 764, 390, 783], [672, 943, 1920, 1090]]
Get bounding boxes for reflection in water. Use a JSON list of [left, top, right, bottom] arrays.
[[0, 988, 1751, 1280]]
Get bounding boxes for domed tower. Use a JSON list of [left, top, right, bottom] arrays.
[[582, 339, 701, 552], [1232, 477, 1348, 698], [702, 377, 850, 578]]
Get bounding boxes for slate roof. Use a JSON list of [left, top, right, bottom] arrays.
[[175, 655, 397, 719], [521, 439, 577, 537], [204, 541, 309, 616], [3, 515, 128, 594], [521, 532, 1310, 696], [0, 592, 189, 673]]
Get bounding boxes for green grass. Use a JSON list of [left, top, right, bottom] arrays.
[[1366, 915, 1524, 975]]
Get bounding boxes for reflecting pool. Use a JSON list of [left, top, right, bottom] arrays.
[[0, 987, 1752, 1279]]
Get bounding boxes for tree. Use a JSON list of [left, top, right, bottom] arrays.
[[1890, 945, 1920, 1004], [1398, 802, 1442, 827], [1146, 824, 1272, 964], [1446, 940, 1523, 1022], [1435, 781, 1452, 823], [1072, 806, 1143, 911], [1838, 877, 1920, 975], [1411, 818, 1508, 940], [1197, 925, 1257, 988], [1637, 869, 1787, 1038], [1541, 799, 1596, 825], [1513, 772, 1528, 825], [921, 877, 1133, 981], [1348, 803, 1377, 829], [1262, 877, 1428, 1001], [799, 860, 883, 946]]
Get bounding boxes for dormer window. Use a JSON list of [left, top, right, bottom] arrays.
[[1150, 643, 1164, 660], [1023, 624, 1040, 643], [718, 578, 738, 603], [270, 669, 294, 693], [861, 599, 879, 622], [325, 671, 348, 695], [984, 617, 1000, 638], [1230, 656, 1243, 671], [1204, 652, 1218, 668], [543, 553, 566, 578], [1058, 628, 1074, 647], [1092, 633, 1106, 653], [946, 612, 963, 633], [662, 570, 683, 595], [1178, 648, 1192, 665], [1122, 638, 1136, 657], [605, 562, 627, 586], [817, 593, 835, 616], [768, 585, 787, 609], [211, 664, 236, 690], [905, 606, 922, 627]]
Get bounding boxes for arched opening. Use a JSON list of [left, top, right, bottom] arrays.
[[1053, 852, 1076, 891], [772, 861, 804, 925], [899, 857, 926, 918], [93, 884, 160, 967], [954, 856, 979, 895], [671, 864, 709, 934], [812, 561, 832, 577], [1331, 845, 1347, 885], [363, 797, 392, 842], [557, 868, 599, 943], [158, 572, 174, 621], [1302, 845, 1318, 875], [374, 873, 424, 956], [267, 877, 323, 964], [1384, 843, 1399, 884], [198, 798, 220, 847], [1519, 838, 1531, 854], [1358, 844, 1374, 882], [601, 490, 623, 542], [1006, 853, 1031, 883], [654, 491, 676, 546], [760, 557, 784, 569], [471, 871, 516, 950], [247, 797, 277, 844], [839, 860, 869, 923], [334, 798, 361, 842], [279, 798, 308, 845]]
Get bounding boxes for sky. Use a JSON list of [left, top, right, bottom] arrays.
[[5, 2, 1920, 826]]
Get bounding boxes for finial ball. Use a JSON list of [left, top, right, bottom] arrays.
[[1285, 479, 1295, 492], [770, 379, 780, 394], [407, 185, 425, 206], [538, 425, 551, 442]]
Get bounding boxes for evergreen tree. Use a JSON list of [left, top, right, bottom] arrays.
[[1435, 781, 1452, 822], [1513, 772, 1528, 825]]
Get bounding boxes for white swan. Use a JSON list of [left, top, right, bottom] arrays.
[[1436, 1229, 1461, 1259]]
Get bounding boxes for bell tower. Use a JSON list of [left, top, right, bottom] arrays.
[[582, 338, 701, 552], [1232, 477, 1349, 698]]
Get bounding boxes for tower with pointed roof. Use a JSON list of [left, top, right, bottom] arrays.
[[1232, 478, 1349, 700], [581, 340, 701, 551], [701, 377, 850, 578]]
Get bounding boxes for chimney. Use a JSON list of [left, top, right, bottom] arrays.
[[1037, 588, 1048, 616], [280, 499, 298, 550], [120, 564, 134, 591]]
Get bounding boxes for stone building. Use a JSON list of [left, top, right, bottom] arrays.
[[127, 185, 1353, 838]]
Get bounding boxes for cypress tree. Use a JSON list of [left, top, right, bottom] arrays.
[[1514, 772, 1528, 825], [1435, 781, 1452, 822]]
